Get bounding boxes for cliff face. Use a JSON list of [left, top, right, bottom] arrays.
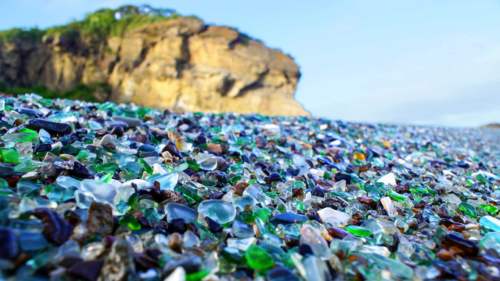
[[0, 13, 308, 115]]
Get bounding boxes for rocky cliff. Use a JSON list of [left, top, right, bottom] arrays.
[[0, 6, 308, 115]]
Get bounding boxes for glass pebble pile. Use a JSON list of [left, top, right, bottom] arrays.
[[0, 94, 498, 281]]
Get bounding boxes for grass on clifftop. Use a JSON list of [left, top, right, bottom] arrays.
[[0, 5, 179, 43], [0, 27, 45, 43], [45, 7, 179, 39]]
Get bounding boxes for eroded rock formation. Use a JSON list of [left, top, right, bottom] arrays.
[[0, 15, 308, 115]]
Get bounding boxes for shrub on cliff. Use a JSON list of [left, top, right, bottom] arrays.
[[0, 5, 179, 44], [0, 27, 44, 43]]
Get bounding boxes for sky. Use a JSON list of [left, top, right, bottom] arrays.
[[1, 0, 499, 127]]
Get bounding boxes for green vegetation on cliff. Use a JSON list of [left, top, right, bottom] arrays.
[[45, 6, 179, 39], [0, 27, 44, 43], [0, 5, 179, 43]]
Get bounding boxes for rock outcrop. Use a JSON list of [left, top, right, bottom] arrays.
[[0, 7, 308, 115]]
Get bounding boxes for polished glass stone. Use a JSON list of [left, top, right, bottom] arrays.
[[300, 224, 331, 259], [377, 172, 397, 186], [480, 232, 500, 251], [17, 128, 39, 143], [195, 153, 218, 171], [266, 266, 300, 281], [317, 207, 350, 227], [458, 202, 477, 218], [120, 214, 141, 231], [352, 152, 366, 161], [380, 196, 397, 217], [479, 216, 500, 232], [165, 202, 197, 224], [345, 225, 372, 237], [0, 148, 20, 164], [75, 180, 117, 209], [27, 119, 72, 135], [245, 244, 274, 271], [198, 200, 236, 225], [19, 231, 49, 251], [479, 204, 498, 216], [232, 220, 254, 238], [153, 173, 179, 191], [272, 212, 308, 224]]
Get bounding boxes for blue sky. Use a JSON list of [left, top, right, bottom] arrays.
[[1, 0, 499, 126]]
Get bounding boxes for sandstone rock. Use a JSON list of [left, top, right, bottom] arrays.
[[0, 10, 308, 116]]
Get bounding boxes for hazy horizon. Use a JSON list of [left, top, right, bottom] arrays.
[[1, 0, 499, 127]]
